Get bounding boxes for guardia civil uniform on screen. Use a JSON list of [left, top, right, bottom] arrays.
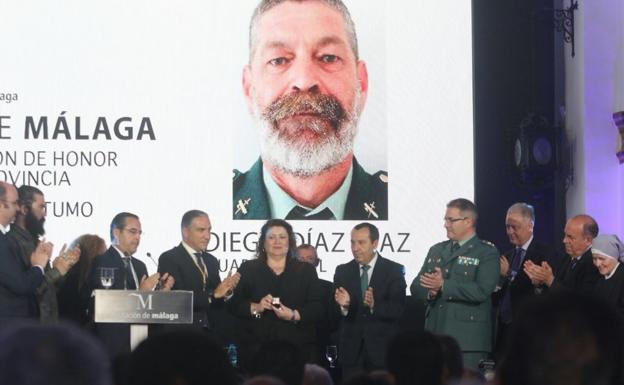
[[232, 158, 387, 220]]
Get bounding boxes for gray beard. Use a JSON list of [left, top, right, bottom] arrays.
[[254, 92, 361, 178]]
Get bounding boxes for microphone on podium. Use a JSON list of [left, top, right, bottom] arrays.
[[146, 252, 163, 291]]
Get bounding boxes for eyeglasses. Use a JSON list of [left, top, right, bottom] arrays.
[[444, 217, 467, 224], [123, 228, 143, 236]]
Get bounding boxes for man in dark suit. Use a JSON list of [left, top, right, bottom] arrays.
[[524, 214, 600, 294], [88, 212, 173, 357], [157, 210, 240, 338], [296, 244, 338, 368], [333, 222, 406, 376], [0, 182, 51, 326], [492, 203, 556, 358]]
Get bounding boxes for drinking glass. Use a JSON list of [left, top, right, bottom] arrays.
[[325, 345, 338, 368], [100, 268, 115, 289]]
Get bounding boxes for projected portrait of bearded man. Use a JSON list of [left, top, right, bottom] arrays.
[[233, 0, 387, 221]]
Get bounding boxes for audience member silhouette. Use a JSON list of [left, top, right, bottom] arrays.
[[496, 291, 624, 385], [250, 340, 306, 385], [0, 323, 111, 385], [128, 330, 239, 385], [386, 330, 444, 385]]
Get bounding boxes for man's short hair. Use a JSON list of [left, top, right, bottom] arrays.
[[295, 244, 319, 267], [507, 202, 535, 225], [446, 198, 478, 226], [573, 214, 599, 239], [0, 323, 112, 385], [301, 364, 332, 385], [16, 185, 44, 208], [296, 244, 317, 257], [251, 340, 305, 385], [386, 330, 444, 385], [181, 210, 209, 230], [110, 212, 139, 242], [353, 222, 379, 242], [435, 334, 464, 382], [0, 182, 14, 201], [129, 330, 238, 385], [249, 0, 359, 61]]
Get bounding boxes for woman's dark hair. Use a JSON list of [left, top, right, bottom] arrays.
[[255, 219, 297, 261], [71, 234, 107, 289]]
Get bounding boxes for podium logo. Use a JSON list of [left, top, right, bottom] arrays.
[[130, 293, 153, 310]]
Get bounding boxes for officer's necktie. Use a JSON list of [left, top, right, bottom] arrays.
[[285, 206, 335, 220], [360, 264, 370, 295], [510, 247, 526, 273], [123, 256, 136, 290], [564, 257, 579, 281], [500, 247, 525, 324], [451, 242, 460, 253]]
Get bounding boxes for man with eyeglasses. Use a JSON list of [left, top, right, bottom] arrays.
[[88, 212, 174, 356], [411, 198, 499, 370], [0, 182, 53, 326]]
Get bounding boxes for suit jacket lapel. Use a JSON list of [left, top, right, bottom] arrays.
[[555, 256, 571, 280], [204, 253, 221, 287], [105, 247, 126, 290], [368, 255, 385, 289], [177, 243, 207, 288], [525, 240, 536, 262], [349, 260, 362, 302]]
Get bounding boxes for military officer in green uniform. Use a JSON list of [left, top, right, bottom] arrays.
[[233, 0, 387, 221], [411, 198, 499, 370]]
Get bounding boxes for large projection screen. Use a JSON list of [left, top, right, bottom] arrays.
[[1, 1, 474, 286]]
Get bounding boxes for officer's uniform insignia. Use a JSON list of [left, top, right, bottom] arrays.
[[235, 198, 251, 215], [363, 201, 379, 219], [458, 256, 480, 266]]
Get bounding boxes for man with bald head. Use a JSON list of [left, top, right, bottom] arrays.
[[0, 182, 52, 325], [233, 0, 387, 221], [524, 214, 601, 294]]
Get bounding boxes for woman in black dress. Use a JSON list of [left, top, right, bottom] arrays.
[[230, 219, 322, 363], [592, 234, 624, 318]]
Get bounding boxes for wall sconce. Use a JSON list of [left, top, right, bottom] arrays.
[[613, 111, 624, 164]]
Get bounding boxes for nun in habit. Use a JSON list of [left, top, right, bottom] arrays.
[[592, 234, 624, 318]]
